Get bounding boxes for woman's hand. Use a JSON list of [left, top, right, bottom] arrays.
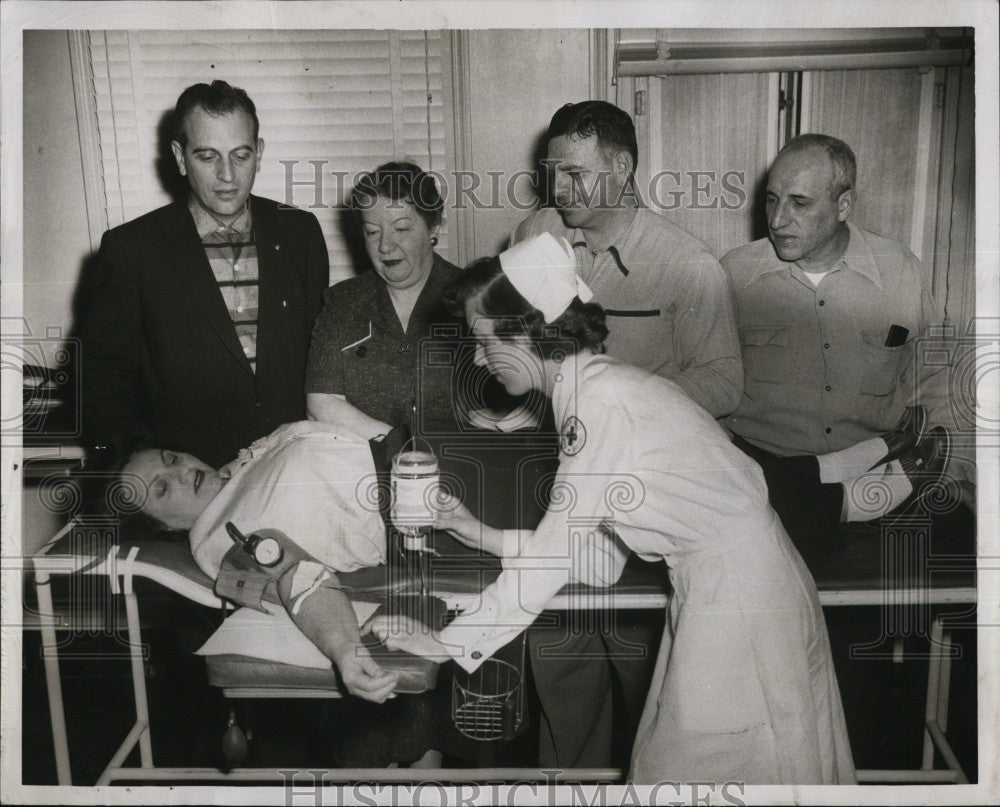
[[368, 615, 454, 661], [433, 488, 480, 546], [433, 488, 508, 557], [329, 642, 401, 703]]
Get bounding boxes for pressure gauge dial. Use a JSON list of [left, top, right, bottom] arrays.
[[225, 521, 285, 568], [250, 535, 283, 567]]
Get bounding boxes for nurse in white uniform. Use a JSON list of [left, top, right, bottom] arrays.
[[372, 233, 856, 784]]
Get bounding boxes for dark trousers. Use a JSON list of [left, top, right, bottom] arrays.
[[528, 611, 661, 770], [731, 436, 975, 581]]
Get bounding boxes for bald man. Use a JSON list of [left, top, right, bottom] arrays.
[[722, 134, 971, 572]]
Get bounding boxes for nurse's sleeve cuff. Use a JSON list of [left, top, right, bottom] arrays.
[[437, 602, 537, 674], [437, 562, 567, 673]]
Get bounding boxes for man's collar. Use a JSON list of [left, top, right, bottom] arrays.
[[569, 206, 638, 252], [746, 221, 884, 291], [838, 222, 884, 291], [188, 194, 253, 240], [569, 207, 639, 277]]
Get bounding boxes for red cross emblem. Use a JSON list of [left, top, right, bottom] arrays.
[[560, 416, 586, 455]]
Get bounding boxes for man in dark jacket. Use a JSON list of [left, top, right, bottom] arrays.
[[77, 81, 330, 755], [81, 80, 328, 469]]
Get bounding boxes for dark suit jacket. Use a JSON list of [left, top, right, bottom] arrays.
[[81, 195, 329, 468]]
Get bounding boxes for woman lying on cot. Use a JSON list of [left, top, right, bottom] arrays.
[[371, 233, 857, 784], [121, 420, 409, 705]]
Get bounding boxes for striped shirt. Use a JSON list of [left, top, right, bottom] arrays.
[[189, 197, 260, 371]]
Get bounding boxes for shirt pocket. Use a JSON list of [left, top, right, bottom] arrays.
[[739, 325, 790, 384], [604, 308, 672, 370], [857, 329, 907, 397]]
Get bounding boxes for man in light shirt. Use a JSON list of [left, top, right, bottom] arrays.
[[721, 133, 971, 571], [511, 100, 742, 416], [508, 100, 742, 770]]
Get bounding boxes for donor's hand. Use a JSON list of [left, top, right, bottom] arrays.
[[330, 642, 400, 703], [369, 615, 454, 661]]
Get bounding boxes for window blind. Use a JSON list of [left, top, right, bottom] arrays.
[[87, 29, 451, 283]]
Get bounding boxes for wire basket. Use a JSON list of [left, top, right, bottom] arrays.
[[451, 656, 525, 742]]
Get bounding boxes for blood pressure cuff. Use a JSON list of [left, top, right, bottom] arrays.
[[214, 544, 281, 612], [213, 533, 341, 613]]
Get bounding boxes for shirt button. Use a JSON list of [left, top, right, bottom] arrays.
[[471, 651, 482, 660], [356, 345, 368, 358], [236, 306, 244, 313], [243, 346, 251, 354], [824, 342, 831, 349], [818, 300, 825, 306], [234, 264, 241, 272], [825, 385, 832, 392], [825, 427, 832, 434], [255, 401, 263, 409]]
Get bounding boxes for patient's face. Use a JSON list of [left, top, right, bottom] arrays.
[[123, 449, 225, 530]]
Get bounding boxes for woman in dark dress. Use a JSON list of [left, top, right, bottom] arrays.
[[306, 161, 461, 436], [303, 162, 465, 768]]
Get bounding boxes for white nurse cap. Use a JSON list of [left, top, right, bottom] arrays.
[[498, 232, 594, 324]]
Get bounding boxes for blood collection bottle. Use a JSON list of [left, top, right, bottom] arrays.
[[389, 446, 439, 622]]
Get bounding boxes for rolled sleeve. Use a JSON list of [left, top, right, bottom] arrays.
[[500, 529, 527, 560]]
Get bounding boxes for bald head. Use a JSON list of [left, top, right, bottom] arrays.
[[765, 136, 857, 271], [776, 134, 856, 200]]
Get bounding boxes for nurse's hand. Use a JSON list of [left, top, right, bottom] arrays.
[[329, 643, 401, 703], [368, 615, 454, 661], [433, 488, 480, 545], [433, 488, 505, 556]]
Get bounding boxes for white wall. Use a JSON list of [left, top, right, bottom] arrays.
[[23, 31, 92, 348], [464, 29, 592, 257]]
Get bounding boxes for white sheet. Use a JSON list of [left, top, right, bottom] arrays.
[[194, 599, 381, 670]]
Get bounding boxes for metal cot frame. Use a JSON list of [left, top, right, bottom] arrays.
[[29, 520, 975, 786]]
